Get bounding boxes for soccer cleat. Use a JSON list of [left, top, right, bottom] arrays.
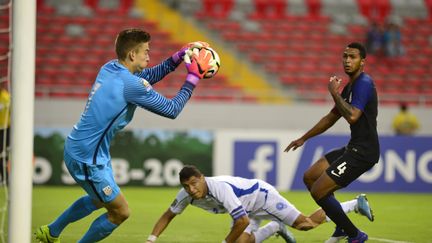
[[276, 222, 296, 243], [35, 225, 60, 243], [324, 226, 348, 243], [355, 194, 374, 222], [347, 230, 368, 243]]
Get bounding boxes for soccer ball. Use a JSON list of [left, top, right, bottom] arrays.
[[185, 45, 221, 79]]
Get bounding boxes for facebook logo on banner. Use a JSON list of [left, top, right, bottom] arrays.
[[233, 141, 277, 185]]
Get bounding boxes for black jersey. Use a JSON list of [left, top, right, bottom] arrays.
[[332, 72, 380, 163]]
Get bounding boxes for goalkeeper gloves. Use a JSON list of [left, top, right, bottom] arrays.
[[172, 41, 210, 65], [185, 48, 213, 85], [183, 41, 210, 49], [171, 47, 188, 65]]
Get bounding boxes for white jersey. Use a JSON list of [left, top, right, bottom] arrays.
[[170, 176, 300, 224]]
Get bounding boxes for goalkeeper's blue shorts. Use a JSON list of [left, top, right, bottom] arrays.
[[64, 152, 120, 203]]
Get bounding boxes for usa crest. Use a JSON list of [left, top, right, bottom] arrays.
[[103, 186, 112, 196]]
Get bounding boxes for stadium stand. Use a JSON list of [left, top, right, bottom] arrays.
[[2, 0, 430, 105], [33, 0, 254, 102], [0, 2, 10, 91], [175, 0, 431, 106]]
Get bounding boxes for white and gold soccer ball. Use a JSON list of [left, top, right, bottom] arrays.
[[184, 44, 221, 79]]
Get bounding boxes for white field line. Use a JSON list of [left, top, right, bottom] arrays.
[[369, 237, 414, 243]]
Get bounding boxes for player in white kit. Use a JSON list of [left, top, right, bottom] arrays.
[[146, 165, 373, 243]]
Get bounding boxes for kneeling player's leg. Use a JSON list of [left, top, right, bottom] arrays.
[[249, 218, 283, 243], [237, 218, 260, 243], [256, 189, 297, 242]]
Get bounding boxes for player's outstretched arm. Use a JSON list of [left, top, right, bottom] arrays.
[[146, 209, 177, 243], [125, 48, 213, 119], [224, 215, 250, 243], [284, 111, 340, 153], [136, 41, 209, 84]]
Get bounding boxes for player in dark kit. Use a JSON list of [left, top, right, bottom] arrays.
[[284, 42, 378, 243]]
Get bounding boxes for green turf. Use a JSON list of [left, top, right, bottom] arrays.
[[27, 186, 432, 242]]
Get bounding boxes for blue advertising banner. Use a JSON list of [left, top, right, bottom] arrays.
[[291, 135, 432, 192], [234, 141, 278, 186], [215, 131, 432, 192]]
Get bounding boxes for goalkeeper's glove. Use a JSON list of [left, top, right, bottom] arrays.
[[185, 48, 213, 85], [172, 41, 210, 65], [171, 47, 188, 65], [183, 41, 210, 49]]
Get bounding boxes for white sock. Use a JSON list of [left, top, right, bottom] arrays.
[[341, 199, 357, 214], [253, 221, 279, 243], [325, 199, 357, 222]]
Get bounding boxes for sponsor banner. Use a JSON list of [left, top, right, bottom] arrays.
[[214, 130, 304, 190], [33, 128, 213, 186], [214, 130, 432, 192]]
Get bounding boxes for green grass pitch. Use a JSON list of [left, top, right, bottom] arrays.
[[29, 186, 431, 243]]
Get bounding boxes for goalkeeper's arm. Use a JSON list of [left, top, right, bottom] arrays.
[[146, 208, 177, 243]]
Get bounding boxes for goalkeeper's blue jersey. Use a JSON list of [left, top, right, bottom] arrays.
[[64, 58, 194, 165]]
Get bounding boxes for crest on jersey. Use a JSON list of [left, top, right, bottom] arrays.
[[103, 186, 113, 196], [276, 202, 287, 210], [140, 78, 153, 92]]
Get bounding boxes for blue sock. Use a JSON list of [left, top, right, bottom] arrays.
[[49, 195, 98, 237], [316, 194, 358, 237], [79, 213, 118, 243]]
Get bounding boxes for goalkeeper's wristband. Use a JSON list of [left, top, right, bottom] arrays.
[[186, 73, 200, 86], [147, 235, 157, 242], [172, 47, 188, 65]]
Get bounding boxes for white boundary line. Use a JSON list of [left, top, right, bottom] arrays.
[[369, 237, 413, 243]]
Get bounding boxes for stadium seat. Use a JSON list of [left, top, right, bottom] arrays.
[[357, 0, 391, 22], [31, 0, 432, 105], [195, 0, 234, 19], [34, 2, 238, 102], [249, 0, 287, 20], [305, 0, 321, 18]]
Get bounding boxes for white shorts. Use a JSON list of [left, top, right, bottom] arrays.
[[239, 182, 301, 233]]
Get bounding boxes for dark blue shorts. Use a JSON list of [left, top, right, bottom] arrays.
[[324, 147, 375, 187]]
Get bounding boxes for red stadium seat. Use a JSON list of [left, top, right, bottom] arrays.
[[33, 3, 240, 101], [249, 0, 286, 20], [195, 0, 234, 19], [357, 0, 391, 23]]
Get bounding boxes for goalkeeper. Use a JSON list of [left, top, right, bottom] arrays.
[[35, 29, 212, 243]]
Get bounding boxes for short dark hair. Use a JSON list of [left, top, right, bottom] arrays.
[[347, 42, 367, 59], [115, 28, 151, 60], [179, 165, 203, 183]]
